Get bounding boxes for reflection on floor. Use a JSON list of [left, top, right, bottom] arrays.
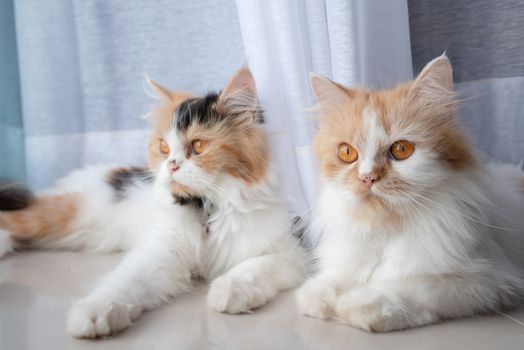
[[1, 251, 523, 350]]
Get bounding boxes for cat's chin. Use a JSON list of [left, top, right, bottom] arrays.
[[352, 186, 384, 201], [169, 181, 197, 198], [347, 188, 405, 221], [347, 197, 404, 228]]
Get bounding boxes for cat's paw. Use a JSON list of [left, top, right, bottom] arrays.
[[207, 275, 268, 314], [335, 288, 409, 332], [296, 278, 336, 320], [67, 298, 142, 338], [0, 229, 13, 259]]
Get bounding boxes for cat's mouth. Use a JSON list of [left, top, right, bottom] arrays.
[[355, 182, 382, 196], [355, 184, 393, 204], [360, 189, 380, 200]]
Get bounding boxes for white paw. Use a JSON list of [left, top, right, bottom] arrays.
[[67, 298, 142, 338], [207, 275, 269, 314], [296, 278, 336, 320], [0, 229, 13, 259], [335, 288, 420, 332]]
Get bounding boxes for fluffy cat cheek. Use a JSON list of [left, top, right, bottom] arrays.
[[390, 149, 447, 189]]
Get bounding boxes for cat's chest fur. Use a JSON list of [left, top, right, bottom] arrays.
[[315, 185, 438, 284], [196, 196, 282, 280], [173, 174, 291, 281]]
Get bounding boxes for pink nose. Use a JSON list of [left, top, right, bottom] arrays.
[[359, 173, 378, 188], [168, 162, 180, 174]]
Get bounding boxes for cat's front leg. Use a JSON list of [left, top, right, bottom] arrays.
[[335, 274, 500, 332], [67, 298, 142, 338], [67, 233, 196, 338], [296, 274, 338, 320], [335, 286, 416, 332], [207, 253, 304, 314]]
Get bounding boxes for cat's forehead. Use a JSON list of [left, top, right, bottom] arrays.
[[322, 85, 411, 141], [174, 93, 221, 133], [365, 89, 408, 132]]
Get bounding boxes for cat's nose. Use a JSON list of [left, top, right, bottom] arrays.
[[168, 161, 180, 174], [359, 173, 378, 188]]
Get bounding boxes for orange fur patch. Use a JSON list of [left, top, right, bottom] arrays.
[[0, 193, 81, 240], [182, 119, 268, 184], [169, 182, 194, 198]]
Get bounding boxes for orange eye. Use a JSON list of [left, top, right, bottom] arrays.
[[337, 143, 358, 164], [159, 139, 170, 155], [191, 139, 208, 155], [390, 140, 414, 160]]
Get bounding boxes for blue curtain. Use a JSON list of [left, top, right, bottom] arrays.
[[0, 0, 25, 181]]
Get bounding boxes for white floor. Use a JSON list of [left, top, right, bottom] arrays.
[[1, 251, 523, 350]]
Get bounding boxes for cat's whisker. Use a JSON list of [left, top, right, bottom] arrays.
[[406, 189, 517, 232]]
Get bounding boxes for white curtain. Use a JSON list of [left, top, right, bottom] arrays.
[[235, 0, 413, 216]]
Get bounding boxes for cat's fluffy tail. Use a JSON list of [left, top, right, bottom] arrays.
[[0, 180, 80, 255]]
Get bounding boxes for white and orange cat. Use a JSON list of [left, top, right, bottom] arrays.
[[297, 54, 524, 332], [0, 67, 306, 338]]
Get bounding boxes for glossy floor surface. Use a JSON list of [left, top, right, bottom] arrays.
[[1, 251, 523, 350]]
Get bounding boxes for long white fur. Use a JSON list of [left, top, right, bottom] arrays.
[[299, 146, 524, 330], [298, 56, 524, 332], [299, 164, 524, 332]]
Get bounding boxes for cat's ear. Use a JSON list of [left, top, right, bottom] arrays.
[[412, 53, 453, 95], [145, 76, 175, 101], [219, 66, 257, 105], [310, 73, 353, 113]]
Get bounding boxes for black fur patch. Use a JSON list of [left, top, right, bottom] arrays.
[[173, 195, 204, 209], [254, 110, 265, 124], [174, 92, 264, 132], [0, 180, 33, 211], [175, 93, 220, 132], [291, 216, 305, 240], [107, 167, 153, 201]]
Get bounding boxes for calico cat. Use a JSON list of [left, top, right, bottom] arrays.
[[297, 54, 524, 332], [0, 67, 306, 338]]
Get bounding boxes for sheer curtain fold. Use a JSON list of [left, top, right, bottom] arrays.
[[235, 0, 412, 216]]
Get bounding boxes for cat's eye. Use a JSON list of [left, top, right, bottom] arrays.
[[191, 139, 208, 155], [390, 140, 414, 160], [337, 143, 358, 164], [159, 139, 170, 155]]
